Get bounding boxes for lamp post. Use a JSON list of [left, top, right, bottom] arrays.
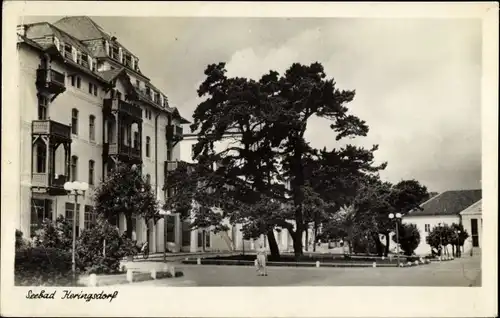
[[438, 222, 443, 257], [388, 212, 402, 267], [160, 208, 172, 262], [64, 181, 89, 282], [456, 230, 461, 258]]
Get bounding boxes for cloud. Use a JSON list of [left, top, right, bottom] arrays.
[[224, 19, 482, 192]]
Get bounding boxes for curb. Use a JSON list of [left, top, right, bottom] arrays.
[[78, 265, 183, 286], [181, 258, 437, 268]]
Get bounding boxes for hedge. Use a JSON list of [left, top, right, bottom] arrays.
[[15, 247, 78, 286]]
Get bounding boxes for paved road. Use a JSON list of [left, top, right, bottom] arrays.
[[132, 252, 481, 287]]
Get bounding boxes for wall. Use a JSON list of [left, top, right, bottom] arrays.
[[402, 215, 460, 256], [460, 202, 482, 253]]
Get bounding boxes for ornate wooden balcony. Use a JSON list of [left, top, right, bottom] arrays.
[[32, 120, 72, 141], [32, 173, 69, 195], [105, 142, 142, 162], [104, 98, 142, 120], [36, 69, 66, 94], [166, 125, 184, 143]]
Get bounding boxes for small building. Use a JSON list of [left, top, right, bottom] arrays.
[[402, 189, 482, 256]]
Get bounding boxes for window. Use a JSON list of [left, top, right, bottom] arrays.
[[93, 84, 97, 96], [30, 199, 53, 236], [146, 137, 151, 157], [146, 86, 151, 96], [81, 52, 89, 67], [71, 108, 78, 135], [70, 75, 76, 87], [145, 174, 151, 185], [166, 146, 172, 161], [88, 82, 93, 94], [89, 115, 95, 141], [205, 230, 210, 248], [37, 95, 48, 120], [124, 54, 132, 67], [64, 44, 72, 59], [133, 132, 139, 149], [88, 160, 95, 185], [35, 144, 47, 173], [76, 77, 81, 88], [166, 215, 176, 243], [70, 155, 78, 181], [135, 79, 140, 88], [154, 92, 160, 104], [65, 202, 81, 236], [424, 224, 430, 233], [84, 205, 96, 229]]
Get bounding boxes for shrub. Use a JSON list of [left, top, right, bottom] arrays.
[[33, 216, 73, 252], [426, 223, 456, 248], [392, 223, 420, 256], [76, 218, 136, 274], [15, 247, 75, 286]]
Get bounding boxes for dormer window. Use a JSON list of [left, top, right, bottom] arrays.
[[81, 52, 89, 68], [76, 51, 82, 64], [111, 45, 119, 60], [124, 54, 132, 67], [64, 44, 72, 59], [145, 86, 150, 97], [154, 92, 160, 104]]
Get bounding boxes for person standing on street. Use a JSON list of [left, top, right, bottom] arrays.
[[256, 243, 268, 276]]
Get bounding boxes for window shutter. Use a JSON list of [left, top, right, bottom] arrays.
[[88, 56, 93, 70], [131, 56, 135, 69], [118, 47, 123, 63], [72, 47, 78, 62]]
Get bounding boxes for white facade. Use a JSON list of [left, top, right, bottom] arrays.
[[460, 200, 482, 253], [402, 215, 460, 256]]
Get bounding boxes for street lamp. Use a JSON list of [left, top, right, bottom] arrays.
[[389, 212, 402, 267], [456, 230, 461, 258], [160, 208, 172, 262], [64, 181, 89, 282]]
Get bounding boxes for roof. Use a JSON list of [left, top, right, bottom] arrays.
[[53, 16, 110, 41], [98, 68, 127, 82], [405, 189, 482, 217], [459, 199, 482, 215], [24, 22, 93, 55]]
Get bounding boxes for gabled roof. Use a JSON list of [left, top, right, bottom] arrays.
[[406, 189, 482, 217], [53, 16, 110, 41], [25, 22, 92, 55], [459, 199, 482, 215]]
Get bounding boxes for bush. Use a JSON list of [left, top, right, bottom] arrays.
[[33, 216, 73, 252], [76, 218, 136, 274], [392, 223, 420, 256], [15, 247, 75, 286]]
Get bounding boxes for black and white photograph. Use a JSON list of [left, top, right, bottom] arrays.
[[2, 2, 497, 317]]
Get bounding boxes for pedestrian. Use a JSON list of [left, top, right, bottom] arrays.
[[255, 243, 268, 276]]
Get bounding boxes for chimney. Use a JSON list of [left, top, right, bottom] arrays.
[[16, 25, 26, 37]]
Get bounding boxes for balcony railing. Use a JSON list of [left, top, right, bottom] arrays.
[[104, 98, 142, 119], [36, 69, 66, 92], [166, 125, 184, 141], [165, 161, 179, 172], [32, 173, 68, 190], [106, 143, 142, 160], [32, 120, 71, 140]]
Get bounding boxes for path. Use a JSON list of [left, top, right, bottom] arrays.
[[131, 250, 481, 287]]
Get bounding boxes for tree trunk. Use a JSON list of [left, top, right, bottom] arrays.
[[292, 227, 304, 259], [372, 233, 383, 256], [384, 233, 390, 257], [266, 229, 280, 260], [313, 223, 317, 252], [126, 215, 133, 239]]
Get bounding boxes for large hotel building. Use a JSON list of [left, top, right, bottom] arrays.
[[16, 16, 308, 255]]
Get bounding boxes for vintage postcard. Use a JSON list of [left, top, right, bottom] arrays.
[[1, 1, 498, 317]]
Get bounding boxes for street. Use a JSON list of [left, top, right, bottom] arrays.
[[131, 251, 481, 287]]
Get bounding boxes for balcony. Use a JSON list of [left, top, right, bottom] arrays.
[[32, 120, 71, 141], [104, 98, 142, 119], [105, 142, 142, 162], [36, 69, 66, 94], [166, 125, 184, 142], [32, 173, 68, 195]]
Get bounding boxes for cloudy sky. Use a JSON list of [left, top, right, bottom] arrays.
[[22, 16, 482, 192]]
